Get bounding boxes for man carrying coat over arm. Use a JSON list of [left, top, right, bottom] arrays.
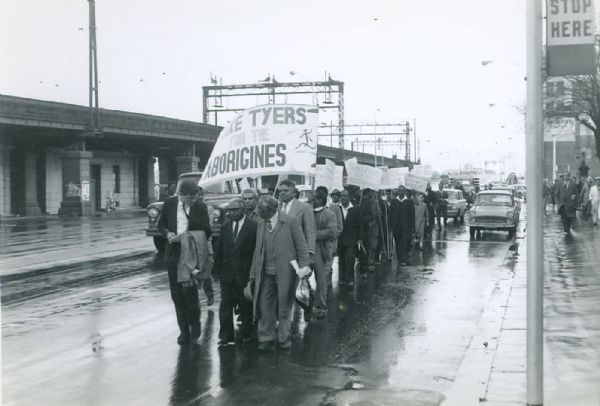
[[247, 195, 310, 352], [158, 180, 212, 344], [214, 197, 257, 346]]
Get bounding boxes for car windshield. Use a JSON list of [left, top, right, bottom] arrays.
[[476, 194, 513, 207], [446, 191, 457, 199]]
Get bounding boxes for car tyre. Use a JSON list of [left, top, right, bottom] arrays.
[[469, 226, 477, 239], [153, 236, 167, 253], [507, 227, 515, 238]]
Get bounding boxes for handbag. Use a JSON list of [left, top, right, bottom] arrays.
[[295, 276, 312, 309]]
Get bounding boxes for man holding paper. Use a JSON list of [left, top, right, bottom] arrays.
[[248, 195, 310, 351]]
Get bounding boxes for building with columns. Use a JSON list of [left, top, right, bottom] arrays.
[[0, 95, 220, 216], [0, 95, 413, 217]]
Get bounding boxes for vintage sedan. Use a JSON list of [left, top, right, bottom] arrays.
[[145, 172, 236, 252], [444, 188, 468, 222], [469, 190, 520, 238]]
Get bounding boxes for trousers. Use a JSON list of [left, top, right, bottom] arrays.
[[257, 274, 295, 343], [219, 278, 252, 341], [338, 243, 357, 283], [167, 247, 200, 335]]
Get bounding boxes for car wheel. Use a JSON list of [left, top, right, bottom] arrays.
[[469, 226, 477, 239], [508, 227, 515, 238], [460, 210, 465, 223], [153, 236, 166, 253]]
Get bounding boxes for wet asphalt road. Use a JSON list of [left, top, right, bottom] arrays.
[[2, 213, 523, 405]]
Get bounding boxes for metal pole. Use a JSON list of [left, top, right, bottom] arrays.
[[552, 136, 557, 181], [526, 0, 543, 404], [88, 0, 93, 130]]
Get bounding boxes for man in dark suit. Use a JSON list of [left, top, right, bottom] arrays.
[[158, 180, 212, 344], [338, 189, 361, 286], [389, 189, 415, 266], [214, 197, 257, 346], [557, 173, 579, 234]]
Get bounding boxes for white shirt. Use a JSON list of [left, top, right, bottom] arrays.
[[340, 202, 353, 219], [281, 199, 296, 214], [176, 200, 190, 234], [267, 211, 279, 232], [232, 215, 246, 238]]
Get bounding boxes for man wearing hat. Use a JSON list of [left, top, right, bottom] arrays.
[[214, 197, 257, 346], [158, 179, 211, 344]]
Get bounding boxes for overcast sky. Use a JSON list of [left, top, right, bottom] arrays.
[[2, 0, 537, 173]]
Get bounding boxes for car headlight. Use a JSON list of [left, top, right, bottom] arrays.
[[213, 209, 221, 218], [147, 207, 159, 218]]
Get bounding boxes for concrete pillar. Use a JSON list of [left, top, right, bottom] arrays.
[[0, 143, 13, 216], [23, 152, 42, 216], [175, 155, 200, 176], [58, 150, 93, 216], [147, 157, 157, 203]]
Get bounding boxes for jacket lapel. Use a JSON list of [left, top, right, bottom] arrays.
[[232, 220, 248, 252]]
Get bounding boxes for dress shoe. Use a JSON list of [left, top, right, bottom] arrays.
[[257, 341, 276, 352], [218, 338, 234, 347], [278, 338, 292, 350], [191, 323, 201, 340], [206, 295, 215, 306], [177, 332, 189, 345]]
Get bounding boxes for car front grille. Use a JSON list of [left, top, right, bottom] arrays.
[[474, 216, 507, 224]]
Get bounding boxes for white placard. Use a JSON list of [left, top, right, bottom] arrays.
[[200, 104, 318, 187], [314, 159, 336, 190], [344, 158, 383, 190], [333, 166, 344, 191]]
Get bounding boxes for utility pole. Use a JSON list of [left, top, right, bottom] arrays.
[[88, 0, 101, 137], [526, 0, 544, 405]]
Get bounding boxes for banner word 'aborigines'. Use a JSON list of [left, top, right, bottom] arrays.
[[200, 104, 318, 187]]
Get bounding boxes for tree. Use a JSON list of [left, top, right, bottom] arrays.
[[545, 65, 600, 161]]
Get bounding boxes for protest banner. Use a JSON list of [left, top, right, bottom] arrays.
[[314, 159, 336, 190], [344, 158, 382, 190], [404, 165, 432, 193], [199, 104, 318, 187], [381, 167, 409, 189], [333, 165, 344, 191]]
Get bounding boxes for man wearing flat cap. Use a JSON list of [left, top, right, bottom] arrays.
[[158, 179, 211, 344], [214, 197, 257, 346]]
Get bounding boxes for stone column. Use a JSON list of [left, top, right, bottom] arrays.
[[147, 157, 157, 203], [0, 143, 13, 216], [175, 155, 200, 176], [58, 150, 93, 216], [23, 152, 42, 216]]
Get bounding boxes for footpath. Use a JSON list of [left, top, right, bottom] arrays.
[[444, 212, 600, 405]]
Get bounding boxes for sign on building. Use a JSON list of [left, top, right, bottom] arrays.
[[547, 0, 597, 76], [199, 104, 318, 187]]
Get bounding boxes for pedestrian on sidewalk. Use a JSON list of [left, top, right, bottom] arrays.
[[248, 195, 310, 352], [311, 190, 337, 319], [214, 197, 257, 346], [579, 177, 592, 220], [158, 180, 212, 344], [543, 178, 552, 216], [434, 184, 448, 230], [557, 173, 578, 234], [590, 177, 600, 226]]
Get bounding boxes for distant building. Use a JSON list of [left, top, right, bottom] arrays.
[[543, 77, 599, 180]]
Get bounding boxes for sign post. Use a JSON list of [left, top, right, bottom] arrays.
[[546, 0, 596, 76]]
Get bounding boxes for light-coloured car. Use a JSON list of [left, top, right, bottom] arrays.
[[469, 190, 520, 238], [444, 188, 468, 222]]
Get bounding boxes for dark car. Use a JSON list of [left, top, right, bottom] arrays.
[[145, 172, 236, 252]]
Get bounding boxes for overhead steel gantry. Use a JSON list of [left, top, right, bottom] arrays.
[[319, 122, 413, 162], [202, 77, 345, 149]]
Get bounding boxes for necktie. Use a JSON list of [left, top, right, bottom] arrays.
[[282, 202, 287, 213], [233, 221, 239, 241], [266, 219, 273, 232]]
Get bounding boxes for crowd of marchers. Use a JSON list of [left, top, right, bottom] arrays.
[[157, 177, 461, 350], [543, 173, 600, 233]]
